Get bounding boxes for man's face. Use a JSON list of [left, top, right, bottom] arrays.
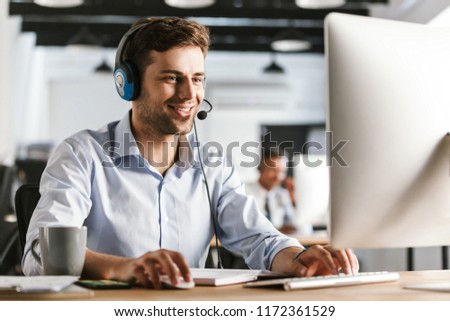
[[259, 156, 288, 191], [133, 46, 205, 136]]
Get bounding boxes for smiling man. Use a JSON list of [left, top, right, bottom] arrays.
[[22, 17, 358, 288]]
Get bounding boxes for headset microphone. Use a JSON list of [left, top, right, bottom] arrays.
[[197, 111, 208, 120], [197, 99, 213, 120]]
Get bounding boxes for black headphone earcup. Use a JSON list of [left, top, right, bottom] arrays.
[[114, 60, 140, 101]]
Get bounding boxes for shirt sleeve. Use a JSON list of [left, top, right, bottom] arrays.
[[22, 137, 93, 276], [214, 159, 301, 270]]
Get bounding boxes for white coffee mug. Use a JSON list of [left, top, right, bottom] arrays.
[[31, 226, 87, 276]]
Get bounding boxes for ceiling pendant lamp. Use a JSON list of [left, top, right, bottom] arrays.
[[66, 26, 102, 51], [165, 0, 215, 9], [271, 28, 312, 52], [34, 0, 84, 8], [295, 0, 346, 9], [94, 59, 113, 74], [263, 54, 284, 74]]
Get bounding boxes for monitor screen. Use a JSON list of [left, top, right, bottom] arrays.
[[325, 13, 450, 249]]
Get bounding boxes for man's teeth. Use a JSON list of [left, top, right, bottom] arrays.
[[174, 107, 191, 112]]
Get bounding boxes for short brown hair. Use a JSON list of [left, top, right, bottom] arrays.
[[123, 17, 210, 77]]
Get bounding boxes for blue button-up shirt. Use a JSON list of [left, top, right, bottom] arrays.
[[22, 111, 300, 275]]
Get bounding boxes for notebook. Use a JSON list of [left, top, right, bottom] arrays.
[[244, 271, 400, 291], [0, 275, 79, 293], [190, 268, 280, 286]]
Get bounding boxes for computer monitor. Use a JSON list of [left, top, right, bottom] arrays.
[[325, 13, 450, 249]]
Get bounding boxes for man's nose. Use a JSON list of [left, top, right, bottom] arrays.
[[177, 80, 196, 100]]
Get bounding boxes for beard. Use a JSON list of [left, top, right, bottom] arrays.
[[135, 89, 197, 137]]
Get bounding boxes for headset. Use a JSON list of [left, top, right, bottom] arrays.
[[113, 23, 147, 101]]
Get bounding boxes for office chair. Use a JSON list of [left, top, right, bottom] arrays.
[[0, 165, 20, 275], [0, 164, 16, 215], [0, 221, 20, 275], [14, 183, 41, 255], [15, 159, 47, 185]]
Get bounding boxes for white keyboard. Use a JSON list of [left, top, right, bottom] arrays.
[[0, 276, 79, 293], [244, 271, 400, 291]]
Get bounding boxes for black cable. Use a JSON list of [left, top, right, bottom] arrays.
[[193, 120, 223, 269]]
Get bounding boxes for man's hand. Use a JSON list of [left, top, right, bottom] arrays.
[[271, 245, 359, 277], [83, 249, 192, 289]]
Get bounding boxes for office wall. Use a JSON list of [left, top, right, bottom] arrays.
[[371, 0, 450, 23], [0, 4, 42, 164], [48, 73, 129, 143], [0, 1, 14, 165]]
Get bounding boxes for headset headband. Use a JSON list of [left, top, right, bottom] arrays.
[[115, 23, 147, 70]]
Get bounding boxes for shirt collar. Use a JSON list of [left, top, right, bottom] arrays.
[[112, 110, 196, 172], [176, 134, 195, 169], [113, 110, 141, 158]]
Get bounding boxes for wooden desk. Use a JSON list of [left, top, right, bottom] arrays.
[[3, 270, 450, 301], [287, 231, 329, 247], [210, 231, 329, 248]]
